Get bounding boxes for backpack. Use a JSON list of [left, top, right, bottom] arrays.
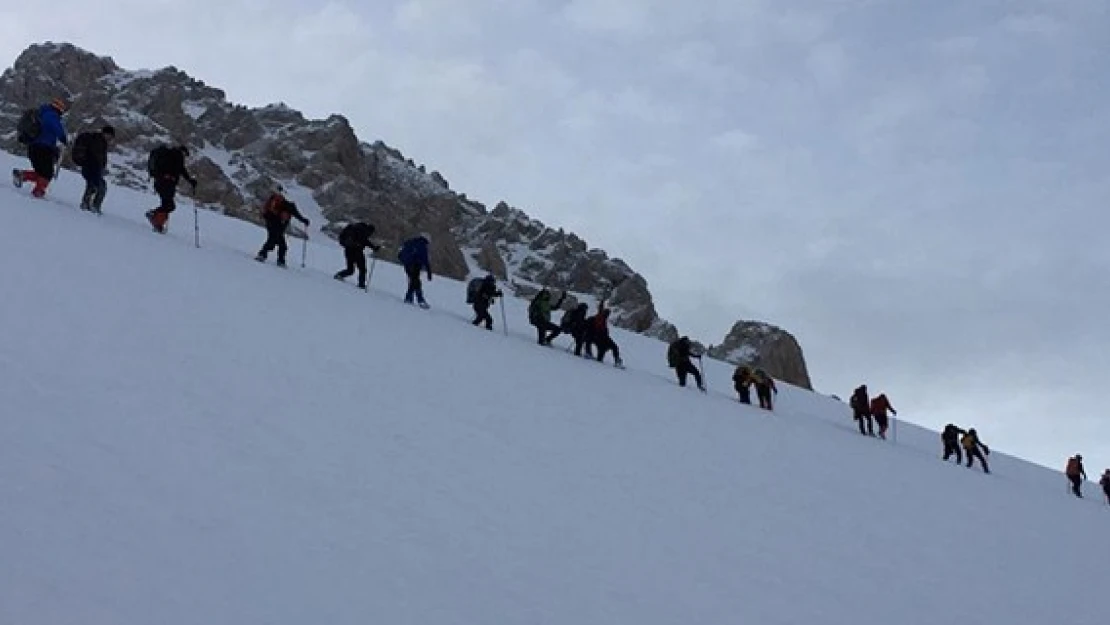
[[466, 278, 484, 304], [71, 132, 93, 166], [16, 108, 41, 145], [528, 296, 543, 323], [666, 341, 681, 368], [147, 146, 167, 177]]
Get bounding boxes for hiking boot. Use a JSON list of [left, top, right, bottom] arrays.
[[333, 272, 346, 281], [11, 169, 22, 188], [276, 259, 287, 268]]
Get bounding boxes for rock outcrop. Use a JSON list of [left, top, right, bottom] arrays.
[[0, 41, 676, 338], [706, 321, 812, 389], [0, 42, 814, 385]]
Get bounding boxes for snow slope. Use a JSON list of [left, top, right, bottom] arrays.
[[1, 150, 1107, 625]]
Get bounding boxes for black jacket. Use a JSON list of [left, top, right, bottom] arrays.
[[150, 146, 196, 184], [338, 222, 378, 251], [941, 424, 965, 444], [475, 279, 502, 306]]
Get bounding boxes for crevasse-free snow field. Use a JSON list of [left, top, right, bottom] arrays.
[[1, 150, 1105, 625]]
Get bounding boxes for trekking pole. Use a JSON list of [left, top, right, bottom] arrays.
[[695, 354, 707, 392], [300, 230, 308, 268], [499, 297, 508, 336], [193, 205, 200, 248], [892, 416, 898, 444], [367, 256, 378, 288]]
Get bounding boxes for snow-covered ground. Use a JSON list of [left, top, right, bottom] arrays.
[[1, 149, 1106, 625]]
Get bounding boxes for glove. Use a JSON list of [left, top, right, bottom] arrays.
[[302, 218, 310, 226]]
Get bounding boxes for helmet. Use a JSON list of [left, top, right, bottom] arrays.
[[101, 125, 116, 137], [177, 145, 190, 156], [419, 232, 431, 243], [50, 98, 68, 113], [483, 273, 496, 283], [1076, 454, 1083, 461]]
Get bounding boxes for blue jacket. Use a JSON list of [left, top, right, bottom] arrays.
[[32, 104, 67, 149], [398, 236, 431, 272]]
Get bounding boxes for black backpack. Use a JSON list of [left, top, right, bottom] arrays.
[[71, 132, 94, 166], [16, 108, 41, 145], [147, 146, 170, 177], [666, 341, 681, 368], [465, 278, 484, 304]]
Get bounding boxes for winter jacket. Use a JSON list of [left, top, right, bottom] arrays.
[[850, 387, 870, 415], [1065, 457, 1086, 479], [474, 278, 501, 306], [1100, 473, 1110, 493], [529, 290, 566, 324], [262, 193, 308, 227], [869, 394, 896, 418], [732, 366, 754, 388], [398, 236, 431, 274], [753, 369, 776, 391], [588, 305, 611, 339], [149, 146, 195, 184], [961, 431, 988, 454], [941, 424, 965, 444], [560, 304, 588, 332], [338, 222, 377, 251], [32, 103, 67, 149]]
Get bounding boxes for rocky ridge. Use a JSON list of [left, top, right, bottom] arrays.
[[0, 41, 812, 388]]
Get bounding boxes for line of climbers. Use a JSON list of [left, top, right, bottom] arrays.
[[12, 99, 1110, 500]]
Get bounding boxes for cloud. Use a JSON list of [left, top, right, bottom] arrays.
[[1, 0, 1108, 472]]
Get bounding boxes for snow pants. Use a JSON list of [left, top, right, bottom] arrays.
[[942, 441, 962, 463], [735, 384, 752, 404], [756, 384, 774, 410], [81, 163, 107, 210], [676, 360, 702, 388], [966, 448, 989, 472], [259, 221, 289, 263], [1068, 474, 1083, 498], [404, 264, 426, 304], [473, 299, 493, 329], [336, 246, 367, 286]]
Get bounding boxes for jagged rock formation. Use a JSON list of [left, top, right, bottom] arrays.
[[0, 42, 815, 383], [0, 41, 676, 338], [706, 321, 813, 389]]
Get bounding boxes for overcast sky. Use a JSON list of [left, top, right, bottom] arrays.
[[2, 0, 1107, 473]]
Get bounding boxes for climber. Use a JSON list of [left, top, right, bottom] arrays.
[[850, 385, 873, 436], [732, 364, 754, 404], [961, 428, 990, 473], [1100, 469, 1110, 505], [12, 98, 68, 199], [469, 274, 503, 330], [560, 303, 592, 357], [869, 393, 897, 440], [398, 233, 433, 308], [941, 424, 966, 463], [753, 368, 777, 410], [71, 125, 115, 213], [528, 288, 566, 345], [145, 144, 197, 233], [255, 188, 309, 267], [584, 300, 623, 367], [666, 336, 704, 391], [333, 221, 381, 289], [1065, 455, 1087, 498]]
